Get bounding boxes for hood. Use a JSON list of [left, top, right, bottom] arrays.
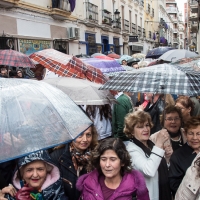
[[12, 150, 60, 190]]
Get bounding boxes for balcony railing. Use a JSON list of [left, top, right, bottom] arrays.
[[123, 19, 130, 32], [173, 28, 178, 33], [132, 23, 137, 34], [149, 31, 152, 39], [86, 2, 98, 23], [113, 18, 121, 30], [166, 7, 178, 13], [147, 3, 150, 13], [52, 0, 71, 11], [173, 38, 179, 43], [171, 17, 178, 22], [102, 9, 112, 25], [138, 26, 142, 36], [143, 28, 146, 38], [139, 0, 144, 7], [134, 0, 139, 5]]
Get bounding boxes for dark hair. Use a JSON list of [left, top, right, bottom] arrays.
[[89, 138, 132, 175], [160, 105, 183, 127], [175, 96, 194, 116], [124, 111, 153, 138], [184, 116, 200, 134], [86, 105, 112, 121], [121, 59, 127, 64]]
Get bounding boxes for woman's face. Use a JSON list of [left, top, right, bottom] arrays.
[[100, 149, 122, 180], [175, 102, 191, 119], [73, 127, 92, 152], [23, 161, 47, 190], [17, 71, 23, 77], [132, 120, 150, 143], [186, 125, 200, 153], [164, 112, 181, 133]]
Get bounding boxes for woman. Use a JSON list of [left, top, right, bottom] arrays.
[[0, 150, 67, 200], [76, 138, 150, 200], [169, 116, 200, 196], [175, 95, 194, 124], [50, 126, 98, 200], [150, 105, 186, 153], [175, 152, 200, 200], [124, 110, 171, 200]]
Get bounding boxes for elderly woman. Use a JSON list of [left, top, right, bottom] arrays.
[[175, 152, 200, 200], [124, 110, 171, 200], [150, 105, 186, 155], [50, 126, 98, 200], [169, 116, 200, 197], [0, 150, 67, 200], [175, 95, 194, 124], [76, 138, 150, 200]]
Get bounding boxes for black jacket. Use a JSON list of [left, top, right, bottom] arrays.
[[169, 143, 197, 196], [5, 150, 67, 200], [145, 97, 164, 134], [50, 144, 87, 200]]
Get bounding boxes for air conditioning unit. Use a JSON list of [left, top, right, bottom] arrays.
[[69, 27, 80, 39]]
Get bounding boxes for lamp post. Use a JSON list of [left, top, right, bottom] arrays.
[[156, 31, 160, 47]]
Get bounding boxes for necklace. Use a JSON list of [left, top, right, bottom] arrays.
[[170, 135, 181, 142]]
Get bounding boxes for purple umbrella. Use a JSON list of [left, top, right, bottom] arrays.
[[69, 0, 76, 12], [81, 58, 125, 73]]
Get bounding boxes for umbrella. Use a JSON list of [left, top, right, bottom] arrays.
[[107, 53, 120, 59], [146, 47, 174, 59], [99, 63, 200, 96], [159, 49, 199, 62], [132, 53, 146, 59], [75, 54, 91, 58], [91, 53, 104, 58], [171, 56, 200, 65], [0, 78, 92, 163], [118, 55, 132, 64], [42, 77, 115, 105], [127, 58, 140, 66], [94, 55, 114, 60], [104, 51, 115, 55], [0, 49, 35, 68], [29, 49, 106, 84]]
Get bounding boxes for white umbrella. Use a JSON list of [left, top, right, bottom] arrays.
[[42, 77, 115, 105], [159, 49, 198, 62]]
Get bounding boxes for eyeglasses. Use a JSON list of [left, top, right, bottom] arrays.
[[165, 117, 180, 122]]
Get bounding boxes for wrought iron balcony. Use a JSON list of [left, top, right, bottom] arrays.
[[139, 0, 144, 8], [166, 7, 178, 13], [122, 19, 130, 32], [134, 0, 139, 6], [143, 28, 146, 38], [151, 8, 154, 17], [132, 23, 137, 34], [190, 21, 198, 33], [137, 26, 142, 36], [189, 13, 198, 21], [173, 38, 179, 43], [190, 0, 199, 13], [173, 28, 178, 33], [146, 3, 150, 14], [102, 9, 112, 25], [148, 31, 152, 39], [113, 18, 121, 31], [86, 2, 98, 23]]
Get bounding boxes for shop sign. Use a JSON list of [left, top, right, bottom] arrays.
[[129, 36, 138, 42]]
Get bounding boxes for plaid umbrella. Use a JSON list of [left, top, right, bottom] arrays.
[[0, 49, 35, 68], [146, 47, 174, 59], [29, 49, 106, 84], [171, 56, 200, 65], [99, 63, 200, 96]]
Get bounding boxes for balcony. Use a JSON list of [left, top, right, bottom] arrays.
[[113, 19, 121, 33], [179, 27, 184, 32], [148, 31, 152, 40], [51, 0, 71, 20], [134, 0, 139, 6], [132, 23, 137, 35], [83, 2, 98, 27], [143, 28, 146, 38], [150, 8, 154, 17], [173, 38, 179, 43], [189, 13, 198, 21], [137, 26, 142, 37], [171, 17, 178, 23], [122, 19, 130, 35], [139, 0, 144, 9], [166, 7, 178, 13], [190, 0, 199, 13], [0, 0, 19, 7], [190, 21, 199, 33], [101, 9, 112, 31], [173, 28, 178, 33], [146, 3, 150, 14]]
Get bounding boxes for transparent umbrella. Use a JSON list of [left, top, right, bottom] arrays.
[[0, 78, 92, 163]]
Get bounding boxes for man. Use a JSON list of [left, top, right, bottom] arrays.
[[121, 59, 127, 66], [0, 68, 8, 78], [110, 90, 133, 141]]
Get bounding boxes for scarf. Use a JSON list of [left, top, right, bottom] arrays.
[[167, 129, 181, 138], [70, 142, 91, 171], [130, 137, 171, 200], [30, 191, 43, 200]]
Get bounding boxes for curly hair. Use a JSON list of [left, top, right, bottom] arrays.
[[175, 96, 194, 116], [88, 138, 132, 176], [160, 105, 183, 127], [184, 116, 200, 134], [124, 111, 153, 139]]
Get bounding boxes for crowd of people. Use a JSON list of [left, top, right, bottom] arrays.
[[1, 64, 200, 200]]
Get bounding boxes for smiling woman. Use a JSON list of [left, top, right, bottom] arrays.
[[76, 138, 150, 200]]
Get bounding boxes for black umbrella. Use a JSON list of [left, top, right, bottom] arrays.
[[146, 47, 174, 59]]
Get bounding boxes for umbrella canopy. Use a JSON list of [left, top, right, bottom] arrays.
[[0, 49, 35, 68], [107, 53, 120, 59], [94, 55, 114, 60], [0, 78, 92, 163], [42, 77, 115, 105], [132, 53, 146, 59], [81, 58, 125, 73], [118, 55, 132, 64], [171, 56, 200, 65], [127, 57, 140, 66], [29, 49, 106, 84], [99, 63, 200, 96], [75, 54, 91, 58], [159, 49, 199, 62], [91, 53, 104, 58], [146, 47, 174, 59]]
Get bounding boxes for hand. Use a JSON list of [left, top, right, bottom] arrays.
[[2, 184, 17, 197], [138, 104, 145, 111], [155, 129, 169, 149], [164, 145, 173, 163], [0, 191, 7, 200], [15, 184, 33, 200], [3, 132, 24, 147]]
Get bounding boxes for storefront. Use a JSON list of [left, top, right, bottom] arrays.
[[85, 33, 97, 55]]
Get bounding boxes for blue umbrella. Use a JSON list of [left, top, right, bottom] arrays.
[[0, 78, 92, 163], [118, 55, 132, 64], [146, 47, 174, 59]]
